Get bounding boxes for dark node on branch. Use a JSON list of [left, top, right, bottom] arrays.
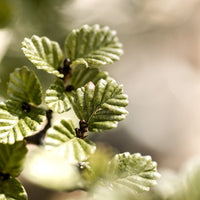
[[65, 85, 74, 92], [80, 120, 88, 133], [24, 110, 53, 145], [78, 162, 87, 172], [46, 109, 53, 120], [75, 120, 88, 139], [0, 172, 10, 181], [21, 102, 31, 113], [75, 128, 83, 138], [63, 58, 71, 68], [58, 58, 71, 79]]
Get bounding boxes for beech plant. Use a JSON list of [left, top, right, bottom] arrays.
[[0, 24, 160, 199]]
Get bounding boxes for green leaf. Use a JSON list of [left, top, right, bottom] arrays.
[[71, 65, 108, 89], [0, 141, 27, 177], [45, 78, 71, 113], [65, 24, 123, 68], [107, 153, 160, 194], [7, 66, 42, 105], [68, 79, 128, 132], [45, 118, 96, 163], [0, 178, 27, 200], [0, 100, 46, 143], [22, 35, 63, 77]]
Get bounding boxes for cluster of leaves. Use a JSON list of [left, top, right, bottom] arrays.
[[84, 157, 200, 200], [0, 24, 160, 199], [0, 142, 27, 199]]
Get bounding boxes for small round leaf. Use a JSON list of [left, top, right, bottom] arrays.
[[7, 66, 42, 105], [0, 101, 46, 143], [65, 24, 123, 68], [22, 35, 63, 77], [108, 153, 161, 193], [68, 79, 128, 132]]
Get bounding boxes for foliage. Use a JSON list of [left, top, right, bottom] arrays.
[[65, 24, 123, 68], [0, 66, 46, 143], [68, 78, 128, 132], [0, 141, 28, 199], [22, 36, 64, 78], [107, 153, 160, 193], [0, 24, 160, 199], [45, 118, 96, 163]]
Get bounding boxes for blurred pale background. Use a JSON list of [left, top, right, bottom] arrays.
[[1, 0, 200, 199]]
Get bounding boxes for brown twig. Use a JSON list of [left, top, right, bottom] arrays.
[[24, 110, 52, 145]]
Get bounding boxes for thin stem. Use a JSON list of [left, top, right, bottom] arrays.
[[24, 110, 52, 145]]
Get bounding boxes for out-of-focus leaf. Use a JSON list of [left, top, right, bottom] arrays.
[[0, 141, 27, 177], [0, 178, 27, 200], [22, 35, 63, 77], [45, 118, 96, 163], [45, 78, 70, 113], [81, 148, 113, 184], [0, 100, 46, 143], [71, 65, 108, 89], [68, 79, 128, 132], [7, 66, 42, 105], [65, 24, 123, 68], [108, 152, 160, 194], [22, 147, 81, 191]]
